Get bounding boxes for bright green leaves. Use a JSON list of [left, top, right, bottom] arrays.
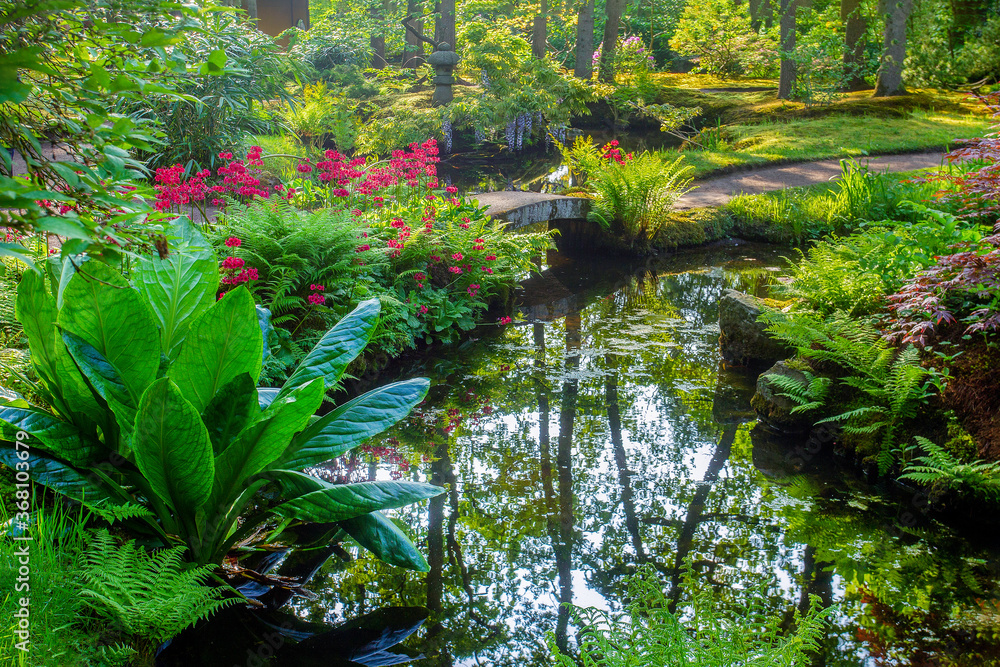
[[201, 373, 258, 454], [15, 267, 101, 429], [277, 298, 380, 400], [57, 260, 160, 402], [132, 378, 214, 518], [283, 378, 429, 470], [271, 479, 444, 523], [169, 287, 263, 414], [0, 406, 96, 467], [211, 379, 324, 510], [199, 48, 228, 75], [339, 512, 431, 572], [133, 219, 219, 358]]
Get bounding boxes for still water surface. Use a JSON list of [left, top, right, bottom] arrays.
[[163, 244, 1000, 666]]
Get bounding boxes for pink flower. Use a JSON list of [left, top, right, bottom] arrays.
[[308, 293, 325, 305], [449, 266, 463, 274], [430, 255, 442, 262], [481, 266, 493, 274], [225, 237, 241, 248], [451, 252, 463, 261], [222, 256, 245, 270], [459, 223, 470, 229], [333, 188, 349, 197], [297, 162, 313, 173], [419, 305, 429, 314], [310, 284, 325, 291], [246, 268, 259, 281], [446, 186, 458, 194], [498, 316, 512, 325], [485, 255, 496, 261], [356, 244, 371, 252]]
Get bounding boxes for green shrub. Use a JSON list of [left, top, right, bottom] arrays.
[[79, 530, 238, 657], [901, 436, 1000, 501], [669, 0, 777, 77]]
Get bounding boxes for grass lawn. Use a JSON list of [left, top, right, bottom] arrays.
[[677, 110, 990, 178]]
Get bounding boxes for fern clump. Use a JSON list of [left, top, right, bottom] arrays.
[[762, 312, 933, 474], [901, 436, 1000, 501], [587, 151, 695, 254], [79, 531, 239, 648]]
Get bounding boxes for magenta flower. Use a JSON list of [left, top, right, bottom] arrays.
[[225, 236, 241, 248]]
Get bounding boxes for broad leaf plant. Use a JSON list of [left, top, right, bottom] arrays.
[[0, 220, 442, 569]]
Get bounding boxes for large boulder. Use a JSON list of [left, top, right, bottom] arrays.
[[718, 289, 791, 368], [750, 360, 815, 434]]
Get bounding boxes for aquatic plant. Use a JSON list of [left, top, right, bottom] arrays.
[[0, 223, 442, 567]]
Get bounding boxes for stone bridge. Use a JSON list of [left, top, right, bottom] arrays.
[[473, 192, 590, 229]]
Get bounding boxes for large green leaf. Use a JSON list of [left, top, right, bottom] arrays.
[[276, 298, 380, 400], [61, 330, 138, 445], [0, 406, 97, 466], [201, 373, 258, 454], [339, 512, 430, 572], [133, 218, 219, 358], [132, 378, 214, 516], [270, 480, 444, 523], [14, 269, 100, 422], [212, 378, 323, 509], [168, 287, 263, 414], [0, 447, 113, 505], [282, 378, 429, 471], [56, 260, 160, 401]]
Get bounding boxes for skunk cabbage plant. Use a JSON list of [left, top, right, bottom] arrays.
[[0, 220, 441, 567]]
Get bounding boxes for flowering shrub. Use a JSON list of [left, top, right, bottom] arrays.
[[593, 36, 657, 78], [153, 146, 270, 218], [194, 138, 552, 372]]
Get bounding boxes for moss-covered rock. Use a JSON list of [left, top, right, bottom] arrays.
[[718, 289, 792, 368]]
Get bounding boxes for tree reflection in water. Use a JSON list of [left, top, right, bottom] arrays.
[[294, 245, 1000, 667]]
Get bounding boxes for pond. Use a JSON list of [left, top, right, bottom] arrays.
[[161, 243, 1000, 666]]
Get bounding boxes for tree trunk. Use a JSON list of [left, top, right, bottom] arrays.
[[532, 0, 548, 59], [247, 0, 257, 18], [598, 0, 627, 83], [841, 0, 867, 90], [777, 0, 797, 99], [873, 0, 912, 96], [435, 0, 456, 47], [749, 0, 767, 31], [370, 0, 388, 69], [403, 0, 424, 69], [574, 0, 595, 80]]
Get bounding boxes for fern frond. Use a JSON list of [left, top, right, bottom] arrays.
[[80, 530, 240, 644]]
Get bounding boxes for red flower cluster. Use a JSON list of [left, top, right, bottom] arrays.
[[600, 140, 633, 165], [154, 148, 272, 213]]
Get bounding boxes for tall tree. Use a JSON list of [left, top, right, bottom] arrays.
[[777, 0, 797, 99], [532, 0, 548, 58], [873, 0, 913, 96], [435, 0, 456, 47], [749, 0, 771, 30], [841, 0, 867, 90], [403, 0, 424, 69], [574, 0, 596, 79], [370, 0, 389, 69], [598, 0, 628, 82]]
